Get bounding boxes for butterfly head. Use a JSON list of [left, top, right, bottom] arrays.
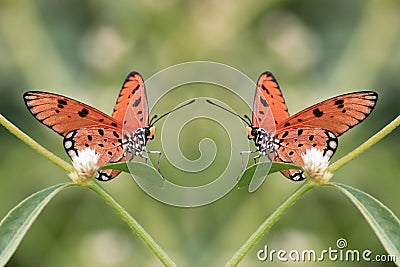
[[145, 126, 156, 140], [246, 126, 259, 140]]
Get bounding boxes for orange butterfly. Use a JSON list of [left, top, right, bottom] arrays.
[[24, 72, 194, 181], [208, 71, 378, 181]]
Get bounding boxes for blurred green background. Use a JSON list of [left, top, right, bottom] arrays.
[[0, 0, 399, 266]]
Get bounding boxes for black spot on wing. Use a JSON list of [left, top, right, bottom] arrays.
[[334, 99, 344, 105], [78, 108, 89, 117], [261, 84, 270, 94], [58, 99, 67, 105], [132, 96, 141, 107], [313, 108, 323, 117], [259, 96, 269, 107]]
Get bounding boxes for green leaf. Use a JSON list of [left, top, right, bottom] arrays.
[[331, 183, 400, 265], [0, 183, 70, 266], [100, 162, 164, 187], [238, 162, 302, 192], [100, 162, 130, 173]]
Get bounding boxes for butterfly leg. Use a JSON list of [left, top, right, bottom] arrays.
[[253, 154, 261, 164], [240, 149, 258, 173], [145, 150, 162, 172], [142, 155, 149, 164]]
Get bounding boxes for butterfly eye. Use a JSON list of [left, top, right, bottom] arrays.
[[246, 126, 253, 138], [145, 126, 155, 140], [149, 126, 155, 140], [251, 127, 258, 138]]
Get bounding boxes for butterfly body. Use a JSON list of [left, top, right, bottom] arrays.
[[24, 72, 156, 181], [246, 126, 279, 159], [122, 126, 155, 160], [248, 71, 377, 181], [207, 71, 378, 181]]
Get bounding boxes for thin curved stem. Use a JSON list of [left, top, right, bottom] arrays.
[[328, 115, 400, 173], [86, 181, 176, 267], [225, 181, 315, 266], [0, 114, 73, 172]]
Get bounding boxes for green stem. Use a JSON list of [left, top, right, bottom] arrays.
[[1, 114, 175, 265], [0, 114, 73, 173], [86, 181, 176, 267], [328, 115, 400, 173], [225, 181, 315, 266]]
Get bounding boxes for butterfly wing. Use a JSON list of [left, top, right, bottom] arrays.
[[253, 71, 289, 130], [277, 91, 378, 136], [64, 127, 124, 181], [113, 72, 149, 132], [24, 91, 121, 136], [274, 127, 338, 181]]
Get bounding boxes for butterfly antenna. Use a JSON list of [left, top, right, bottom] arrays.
[[205, 99, 251, 126], [244, 114, 252, 126], [150, 99, 196, 126]]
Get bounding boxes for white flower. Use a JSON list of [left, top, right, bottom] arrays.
[[301, 148, 333, 183], [69, 148, 100, 182]]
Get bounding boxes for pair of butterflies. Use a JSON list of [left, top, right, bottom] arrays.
[[24, 71, 378, 182]]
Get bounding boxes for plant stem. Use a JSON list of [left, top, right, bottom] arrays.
[[0, 114, 73, 173], [225, 181, 315, 266], [328, 115, 400, 173], [86, 181, 176, 267]]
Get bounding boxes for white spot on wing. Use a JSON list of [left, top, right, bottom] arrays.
[[324, 150, 333, 157], [64, 140, 73, 149], [68, 149, 77, 157], [329, 140, 337, 149]]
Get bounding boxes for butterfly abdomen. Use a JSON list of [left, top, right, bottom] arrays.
[[122, 127, 148, 158]]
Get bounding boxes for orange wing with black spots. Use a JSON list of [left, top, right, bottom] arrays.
[[64, 127, 124, 181], [23, 71, 152, 181], [250, 72, 377, 181], [253, 71, 289, 129], [24, 91, 120, 136], [273, 127, 338, 181], [114, 72, 150, 133], [112, 71, 149, 130], [276, 91, 378, 137]]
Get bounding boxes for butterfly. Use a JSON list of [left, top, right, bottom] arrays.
[[207, 71, 378, 181], [24, 71, 194, 181]]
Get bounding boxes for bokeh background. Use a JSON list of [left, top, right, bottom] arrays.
[[0, 0, 399, 266]]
